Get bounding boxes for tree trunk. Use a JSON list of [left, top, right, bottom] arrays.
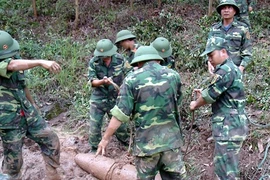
[[74, 0, 79, 29], [32, 0, 37, 18], [208, 0, 214, 16]]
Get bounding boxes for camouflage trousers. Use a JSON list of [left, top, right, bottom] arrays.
[[0, 110, 60, 179], [134, 148, 186, 180], [214, 140, 243, 180], [88, 100, 129, 149]]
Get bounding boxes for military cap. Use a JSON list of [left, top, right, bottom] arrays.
[[130, 46, 163, 66], [115, 30, 136, 44], [150, 37, 172, 58], [216, 0, 240, 15], [94, 39, 117, 57], [200, 37, 227, 56], [0, 30, 20, 59]]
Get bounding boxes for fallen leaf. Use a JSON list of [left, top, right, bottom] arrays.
[[258, 140, 264, 154]]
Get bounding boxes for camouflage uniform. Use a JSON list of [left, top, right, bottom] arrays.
[[0, 58, 60, 179], [201, 41, 249, 180], [160, 56, 175, 70], [110, 50, 186, 179], [122, 43, 141, 76], [88, 54, 129, 149], [235, 0, 255, 31], [208, 19, 252, 68]]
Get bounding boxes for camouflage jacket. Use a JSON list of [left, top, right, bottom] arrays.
[[208, 19, 252, 67], [201, 58, 248, 141], [111, 61, 183, 156], [0, 58, 37, 129], [160, 55, 175, 70], [122, 43, 141, 76], [235, 0, 255, 15], [235, 0, 255, 29], [88, 53, 125, 102]]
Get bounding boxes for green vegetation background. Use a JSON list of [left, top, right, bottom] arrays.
[[0, 0, 269, 129]]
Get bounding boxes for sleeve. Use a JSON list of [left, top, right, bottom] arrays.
[[88, 58, 97, 81], [240, 27, 252, 67], [247, 0, 256, 9], [202, 69, 233, 103], [0, 58, 14, 78], [176, 73, 183, 105], [111, 77, 134, 122]]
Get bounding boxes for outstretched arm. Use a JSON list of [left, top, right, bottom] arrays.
[[96, 116, 122, 156], [190, 89, 208, 111], [7, 59, 61, 73]]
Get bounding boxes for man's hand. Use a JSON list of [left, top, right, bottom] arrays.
[[190, 89, 202, 111], [239, 66, 245, 73], [41, 60, 61, 74], [190, 101, 197, 111], [102, 76, 112, 85], [95, 139, 109, 157], [208, 61, 214, 75]]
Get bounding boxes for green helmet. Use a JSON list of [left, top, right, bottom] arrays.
[[216, 0, 240, 15], [150, 37, 172, 58], [115, 30, 136, 44], [0, 31, 20, 59], [94, 39, 117, 57], [130, 46, 163, 66], [200, 37, 227, 56]]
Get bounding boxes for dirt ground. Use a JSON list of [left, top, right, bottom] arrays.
[[0, 108, 269, 180]]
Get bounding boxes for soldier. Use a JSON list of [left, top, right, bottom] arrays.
[[207, 0, 252, 74], [235, 0, 255, 31], [190, 37, 248, 180], [88, 39, 129, 152], [0, 30, 61, 179], [151, 37, 176, 70], [96, 46, 186, 179], [115, 29, 141, 75]]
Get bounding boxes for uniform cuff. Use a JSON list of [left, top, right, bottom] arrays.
[[202, 89, 216, 104], [0, 58, 13, 78], [110, 105, 130, 123]]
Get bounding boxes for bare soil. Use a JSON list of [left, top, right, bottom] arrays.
[[0, 107, 269, 180]]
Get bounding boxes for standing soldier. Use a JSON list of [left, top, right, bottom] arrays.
[[96, 46, 186, 179], [190, 37, 248, 180], [88, 39, 129, 152], [151, 37, 176, 70], [0, 30, 61, 180], [115, 29, 141, 75], [207, 0, 252, 74], [235, 0, 255, 31]]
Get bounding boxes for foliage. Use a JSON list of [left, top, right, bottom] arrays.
[[1, 0, 269, 124], [18, 32, 95, 119], [245, 43, 270, 110]]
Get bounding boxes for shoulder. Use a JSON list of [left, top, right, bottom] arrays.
[[161, 66, 181, 80], [216, 60, 238, 76], [89, 56, 99, 63], [211, 22, 222, 28], [233, 20, 249, 31], [113, 53, 124, 60]]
